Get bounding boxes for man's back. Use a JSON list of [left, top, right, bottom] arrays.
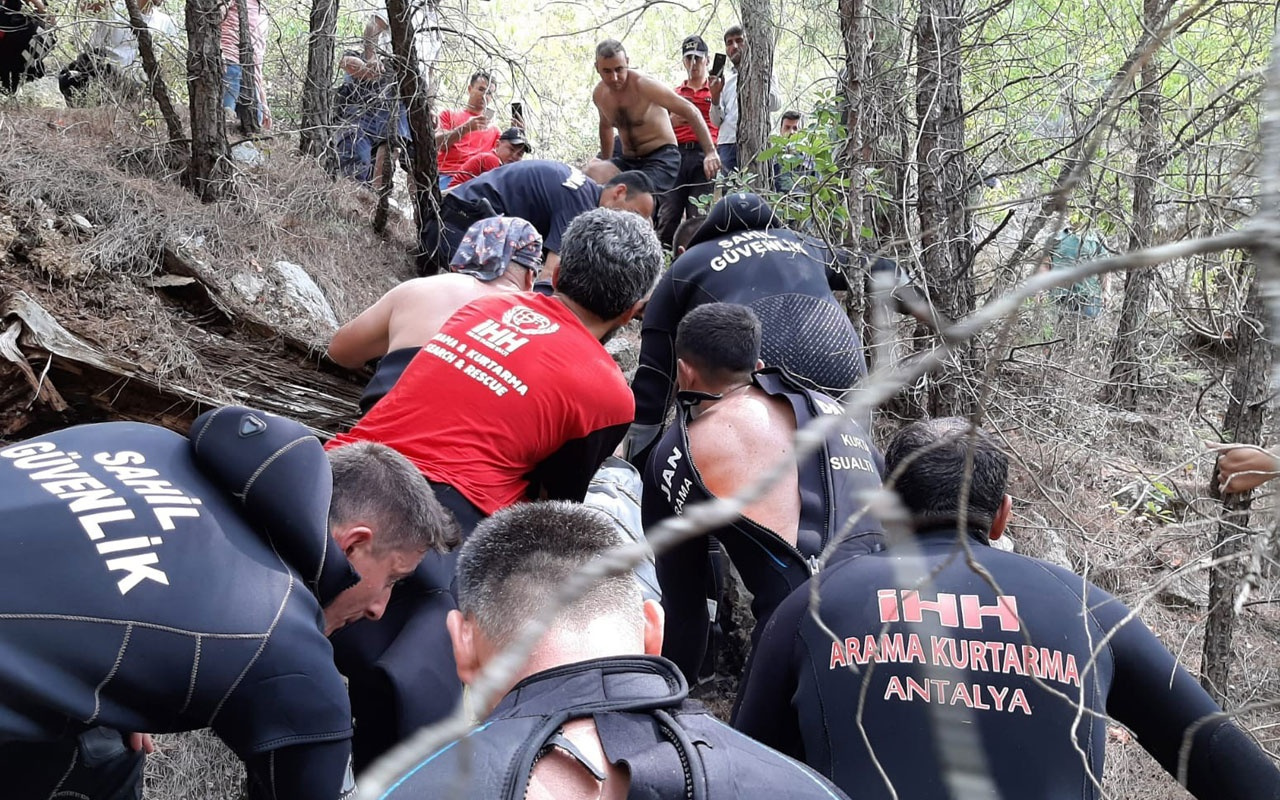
[[331, 291, 633, 514], [735, 531, 1279, 799], [450, 161, 602, 254], [0, 420, 349, 758]]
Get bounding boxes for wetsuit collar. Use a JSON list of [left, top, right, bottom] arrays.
[[905, 523, 993, 547], [493, 655, 689, 719]]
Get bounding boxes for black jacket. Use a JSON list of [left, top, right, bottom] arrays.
[[733, 528, 1280, 800], [381, 655, 850, 799], [641, 367, 884, 678], [0, 406, 359, 799]]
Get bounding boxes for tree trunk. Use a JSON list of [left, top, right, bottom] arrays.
[[864, 0, 910, 252], [383, 0, 441, 242], [233, 0, 261, 136], [1101, 0, 1163, 409], [185, 0, 232, 201], [122, 0, 184, 143], [1201, 274, 1270, 706], [915, 0, 974, 416], [737, 0, 776, 181], [299, 0, 338, 164]]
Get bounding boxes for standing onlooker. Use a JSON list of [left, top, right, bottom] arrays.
[[709, 24, 778, 174], [1, 0, 54, 94], [435, 70, 500, 189], [772, 110, 815, 193], [654, 33, 718, 249], [447, 126, 531, 187], [58, 0, 177, 105], [219, 0, 269, 129]]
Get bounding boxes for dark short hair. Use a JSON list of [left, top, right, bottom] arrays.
[[456, 501, 640, 645], [675, 302, 760, 378], [468, 70, 490, 86], [327, 442, 459, 554], [883, 418, 1008, 536], [605, 170, 655, 199], [596, 39, 626, 60], [673, 215, 705, 252], [557, 207, 662, 321], [724, 24, 744, 39], [781, 110, 802, 123]]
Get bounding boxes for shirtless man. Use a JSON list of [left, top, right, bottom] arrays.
[[328, 216, 543, 414], [640, 303, 884, 677], [590, 38, 720, 194]]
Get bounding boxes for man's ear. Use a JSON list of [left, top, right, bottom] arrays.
[[333, 523, 373, 557], [642, 599, 664, 656], [676, 358, 697, 392], [616, 296, 647, 326], [447, 609, 481, 686], [989, 494, 1012, 541], [755, 358, 765, 371]]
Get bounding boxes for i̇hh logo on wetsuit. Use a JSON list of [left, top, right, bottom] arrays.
[[501, 306, 560, 336]]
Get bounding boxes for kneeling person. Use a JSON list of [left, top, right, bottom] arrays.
[[382, 501, 849, 799], [641, 303, 884, 678], [0, 406, 455, 800]]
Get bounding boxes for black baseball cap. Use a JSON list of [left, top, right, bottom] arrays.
[[499, 127, 532, 153], [681, 34, 709, 58]]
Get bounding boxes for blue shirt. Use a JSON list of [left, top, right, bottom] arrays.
[[447, 160, 602, 253]]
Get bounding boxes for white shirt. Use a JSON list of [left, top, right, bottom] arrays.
[[712, 64, 779, 145], [89, 8, 178, 71]]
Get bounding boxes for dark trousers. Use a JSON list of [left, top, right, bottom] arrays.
[[328, 480, 485, 770], [610, 143, 682, 194], [717, 143, 739, 175], [655, 146, 715, 249], [2, 728, 144, 800]]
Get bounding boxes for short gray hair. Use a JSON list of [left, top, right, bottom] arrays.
[[327, 442, 459, 554], [556, 208, 662, 321], [456, 501, 641, 646], [596, 39, 626, 60]]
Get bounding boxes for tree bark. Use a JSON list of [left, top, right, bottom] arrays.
[[1201, 274, 1270, 706], [1101, 0, 1164, 409], [122, 0, 184, 143], [915, 0, 974, 416], [299, 0, 338, 164], [737, 0, 776, 181], [383, 0, 441, 242], [185, 0, 232, 201], [233, 0, 261, 135]]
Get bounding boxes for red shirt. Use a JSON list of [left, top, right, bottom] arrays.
[[674, 82, 718, 145], [437, 108, 500, 175], [449, 151, 501, 187], [328, 293, 634, 514]]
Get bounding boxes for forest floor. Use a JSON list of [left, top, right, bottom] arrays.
[[0, 104, 1276, 799]]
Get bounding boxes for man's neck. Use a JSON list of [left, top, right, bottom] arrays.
[[684, 76, 708, 90], [688, 377, 755, 418], [553, 294, 619, 342]]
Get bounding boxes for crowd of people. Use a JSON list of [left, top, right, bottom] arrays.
[[1, 9, 1279, 800]]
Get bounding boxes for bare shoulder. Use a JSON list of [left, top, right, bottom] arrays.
[[688, 394, 780, 459]]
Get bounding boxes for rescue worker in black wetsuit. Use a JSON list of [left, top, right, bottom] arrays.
[[733, 418, 1280, 800], [627, 192, 868, 464], [640, 303, 884, 679], [0, 406, 457, 800], [379, 501, 850, 800]]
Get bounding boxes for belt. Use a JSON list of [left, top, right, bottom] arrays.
[[677, 142, 702, 151]]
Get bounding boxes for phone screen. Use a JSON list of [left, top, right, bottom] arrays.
[[511, 102, 524, 119], [711, 53, 727, 77]]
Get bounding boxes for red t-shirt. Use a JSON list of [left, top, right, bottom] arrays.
[[449, 151, 501, 187], [328, 293, 634, 514], [674, 82, 718, 145], [437, 108, 500, 175]]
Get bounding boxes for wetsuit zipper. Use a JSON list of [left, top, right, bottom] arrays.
[[658, 717, 696, 800]]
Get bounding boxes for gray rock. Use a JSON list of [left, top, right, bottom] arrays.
[[229, 270, 267, 304], [230, 142, 266, 166], [14, 76, 65, 109], [605, 335, 638, 376], [272, 260, 338, 330]]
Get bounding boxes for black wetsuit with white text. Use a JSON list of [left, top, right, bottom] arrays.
[[641, 367, 884, 678], [732, 528, 1280, 800], [0, 407, 359, 800]]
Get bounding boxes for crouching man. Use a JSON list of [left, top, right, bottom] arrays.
[[0, 405, 456, 800], [382, 501, 849, 799]]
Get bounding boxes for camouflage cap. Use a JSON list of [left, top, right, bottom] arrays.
[[449, 216, 544, 281]]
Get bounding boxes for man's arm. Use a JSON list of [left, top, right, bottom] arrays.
[[435, 110, 487, 149], [361, 13, 386, 63], [244, 741, 355, 800], [1095, 586, 1280, 799], [641, 76, 721, 177], [731, 580, 806, 758], [527, 422, 630, 503], [708, 75, 725, 126], [327, 288, 398, 368], [626, 269, 683, 465]]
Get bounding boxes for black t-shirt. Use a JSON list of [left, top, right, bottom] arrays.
[[0, 411, 355, 795], [733, 530, 1280, 800], [448, 160, 603, 253], [631, 226, 866, 458]]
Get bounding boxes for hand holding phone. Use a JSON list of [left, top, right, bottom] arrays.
[[711, 52, 727, 78]]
